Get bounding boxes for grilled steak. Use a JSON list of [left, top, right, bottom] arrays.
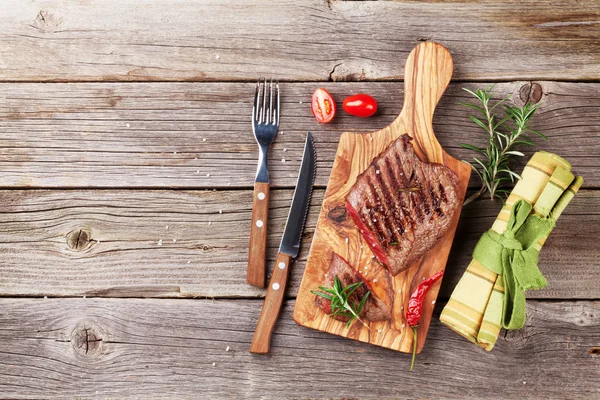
[[315, 253, 391, 322], [346, 134, 460, 276]]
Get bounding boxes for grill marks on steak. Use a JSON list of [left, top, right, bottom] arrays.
[[346, 134, 460, 276], [314, 253, 391, 323]]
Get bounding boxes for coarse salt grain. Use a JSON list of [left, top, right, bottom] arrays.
[[206, 173, 211, 177], [203, 138, 207, 142], [226, 346, 230, 352], [373, 279, 377, 283], [376, 170, 380, 174], [208, 221, 212, 226], [173, 239, 177, 243], [197, 170, 200, 174], [281, 158, 286, 163], [166, 225, 169, 230], [345, 237, 349, 244], [216, 54, 220, 59], [158, 240, 163, 246], [212, 363, 216, 367], [283, 148, 287, 152], [432, 300, 436, 305], [126, 123, 130, 128], [187, 261, 191, 264], [360, 245, 364, 249], [402, 323, 406, 328], [219, 210, 223, 214], [377, 329, 382, 333]]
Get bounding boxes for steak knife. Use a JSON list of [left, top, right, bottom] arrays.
[[250, 132, 316, 354]]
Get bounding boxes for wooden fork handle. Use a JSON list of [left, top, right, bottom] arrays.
[[247, 181, 270, 288], [250, 252, 292, 354]]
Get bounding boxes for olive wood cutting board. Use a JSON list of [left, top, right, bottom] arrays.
[[293, 42, 471, 354]]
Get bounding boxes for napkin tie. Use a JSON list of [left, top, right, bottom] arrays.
[[472, 199, 555, 330]]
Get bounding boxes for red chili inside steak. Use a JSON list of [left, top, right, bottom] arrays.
[[346, 134, 460, 276], [315, 253, 391, 322]]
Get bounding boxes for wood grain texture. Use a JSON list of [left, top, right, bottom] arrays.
[[295, 43, 471, 354], [0, 188, 597, 299], [250, 252, 292, 354], [247, 181, 270, 288], [0, 81, 596, 189], [0, 298, 598, 399], [1, 0, 599, 82]]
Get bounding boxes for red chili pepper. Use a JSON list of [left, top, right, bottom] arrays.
[[406, 270, 444, 371]]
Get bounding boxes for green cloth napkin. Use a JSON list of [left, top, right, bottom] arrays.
[[440, 151, 583, 350]]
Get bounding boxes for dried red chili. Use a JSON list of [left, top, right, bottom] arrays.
[[406, 270, 444, 371]]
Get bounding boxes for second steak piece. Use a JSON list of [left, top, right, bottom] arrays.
[[315, 253, 391, 323], [346, 134, 460, 275]]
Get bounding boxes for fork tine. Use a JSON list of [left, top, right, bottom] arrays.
[[275, 80, 280, 127], [268, 78, 274, 124], [259, 77, 265, 124], [261, 77, 268, 124], [253, 79, 260, 123]]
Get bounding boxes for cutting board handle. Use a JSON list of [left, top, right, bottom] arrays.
[[394, 42, 454, 163]]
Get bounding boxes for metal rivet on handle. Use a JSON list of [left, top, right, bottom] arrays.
[[258, 192, 265, 200], [256, 220, 263, 228], [272, 283, 280, 290], [278, 262, 286, 269]]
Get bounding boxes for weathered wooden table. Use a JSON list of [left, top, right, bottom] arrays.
[[0, 1, 599, 398]]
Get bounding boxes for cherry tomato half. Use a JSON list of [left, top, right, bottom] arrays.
[[311, 88, 336, 123], [343, 94, 378, 118]]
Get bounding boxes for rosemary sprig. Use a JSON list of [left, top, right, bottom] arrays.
[[460, 85, 547, 206], [312, 276, 370, 328]]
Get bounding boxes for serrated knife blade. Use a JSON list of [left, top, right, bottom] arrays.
[[278, 132, 316, 258]]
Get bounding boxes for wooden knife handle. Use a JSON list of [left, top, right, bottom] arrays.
[[247, 181, 270, 288], [250, 252, 292, 354]]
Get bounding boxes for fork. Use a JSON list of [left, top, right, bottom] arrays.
[[247, 78, 280, 288]]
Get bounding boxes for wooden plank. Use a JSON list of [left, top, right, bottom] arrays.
[[0, 298, 598, 399], [0, 189, 597, 299], [1, 0, 599, 82], [0, 81, 597, 188]]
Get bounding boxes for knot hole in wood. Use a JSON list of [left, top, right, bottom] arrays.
[[71, 322, 104, 358], [518, 82, 543, 105], [327, 205, 347, 223], [32, 9, 64, 32], [66, 228, 92, 251]]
